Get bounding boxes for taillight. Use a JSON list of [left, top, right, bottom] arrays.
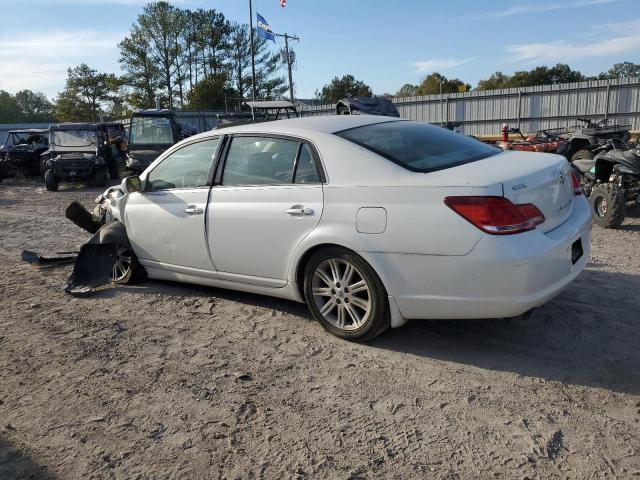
[[571, 171, 582, 195], [516, 203, 545, 226], [444, 196, 543, 235]]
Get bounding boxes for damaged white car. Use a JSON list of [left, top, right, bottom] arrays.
[[66, 116, 592, 341]]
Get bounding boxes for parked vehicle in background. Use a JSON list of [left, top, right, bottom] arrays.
[[83, 116, 591, 341], [125, 110, 196, 175], [213, 101, 299, 131], [572, 138, 640, 228], [0, 129, 49, 177], [558, 118, 632, 162], [335, 97, 400, 117], [42, 123, 114, 191], [496, 127, 567, 154]]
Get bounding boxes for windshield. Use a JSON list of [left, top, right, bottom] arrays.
[[6, 132, 48, 146], [336, 121, 500, 173], [50, 130, 97, 148], [130, 116, 175, 145]]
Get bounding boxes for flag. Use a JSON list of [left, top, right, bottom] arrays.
[[281, 0, 287, 7], [256, 13, 276, 42]]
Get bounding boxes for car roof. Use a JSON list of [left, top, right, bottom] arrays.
[[200, 115, 404, 139]]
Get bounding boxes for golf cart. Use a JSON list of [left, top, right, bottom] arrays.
[[124, 110, 196, 175], [42, 123, 114, 191], [212, 101, 299, 130], [0, 129, 49, 177]]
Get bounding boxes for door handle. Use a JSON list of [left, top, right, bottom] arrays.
[[184, 206, 204, 215], [285, 206, 314, 216]]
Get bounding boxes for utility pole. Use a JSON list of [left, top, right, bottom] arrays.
[[248, 0, 257, 101], [276, 33, 299, 104]]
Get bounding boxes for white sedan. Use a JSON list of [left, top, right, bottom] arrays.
[[102, 116, 592, 341]]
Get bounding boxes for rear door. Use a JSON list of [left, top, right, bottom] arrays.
[[208, 135, 324, 287], [124, 137, 220, 270]]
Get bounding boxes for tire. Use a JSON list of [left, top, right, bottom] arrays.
[[303, 247, 390, 342], [44, 169, 58, 191], [93, 168, 107, 188], [589, 183, 626, 229], [97, 221, 146, 284], [571, 149, 594, 162]]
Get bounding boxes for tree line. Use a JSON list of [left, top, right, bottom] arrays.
[[0, 0, 639, 124]]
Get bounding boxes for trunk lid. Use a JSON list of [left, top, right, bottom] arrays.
[[441, 151, 575, 233]]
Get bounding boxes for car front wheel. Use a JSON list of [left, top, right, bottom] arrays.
[[303, 247, 389, 341]]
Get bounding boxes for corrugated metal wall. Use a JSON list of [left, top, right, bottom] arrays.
[[298, 77, 640, 136], [2, 78, 638, 139]]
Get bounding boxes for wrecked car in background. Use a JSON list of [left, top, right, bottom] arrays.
[[0, 129, 49, 177], [335, 97, 400, 117], [125, 109, 196, 176], [42, 123, 117, 191]]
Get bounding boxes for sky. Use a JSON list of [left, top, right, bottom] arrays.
[[0, 0, 638, 102]]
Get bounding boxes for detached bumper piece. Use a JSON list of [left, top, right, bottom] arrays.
[[21, 250, 77, 267], [65, 243, 117, 295]]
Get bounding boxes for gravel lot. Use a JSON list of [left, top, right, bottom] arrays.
[[1, 178, 639, 480]]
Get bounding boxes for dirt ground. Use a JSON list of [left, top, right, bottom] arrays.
[[1, 178, 639, 480]]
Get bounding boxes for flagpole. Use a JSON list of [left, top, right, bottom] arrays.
[[249, 0, 257, 101]]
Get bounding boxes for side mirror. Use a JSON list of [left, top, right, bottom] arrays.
[[124, 176, 142, 193]]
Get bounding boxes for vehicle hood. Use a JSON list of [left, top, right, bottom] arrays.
[[127, 147, 168, 166]]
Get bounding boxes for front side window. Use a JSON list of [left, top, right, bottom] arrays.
[[130, 116, 175, 145], [147, 138, 219, 191], [336, 121, 500, 173], [222, 136, 301, 186]]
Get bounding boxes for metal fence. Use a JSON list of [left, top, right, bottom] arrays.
[[297, 77, 640, 136], [2, 78, 639, 140]]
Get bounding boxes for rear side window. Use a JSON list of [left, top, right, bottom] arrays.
[[336, 121, 500, 173]]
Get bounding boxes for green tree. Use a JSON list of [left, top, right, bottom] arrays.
[[599, 62, 640, 79], [54, 64, 113, 122], [476, 64, 585, 91], [185, 73, 235, 110], [396, 83, 418, 97], [0, 90, 22, 123], [119, 29, 162, 109], [228, 22, 287, 100], [315, 75, 373, 103], [14, 90, 54, 122], [415, 73, 469, 96]]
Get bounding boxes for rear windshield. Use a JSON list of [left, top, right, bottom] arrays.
[[336, 121, 500, 173]]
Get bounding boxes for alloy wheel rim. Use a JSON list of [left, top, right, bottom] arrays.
[[595, 196, 608, 217], [311, 258, 371, 331], [113, 246, 132, 282]]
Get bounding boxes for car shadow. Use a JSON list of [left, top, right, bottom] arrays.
[[94, 269, 640, 395], [0, 436, 58, 480], [369, 268, 640, 395]]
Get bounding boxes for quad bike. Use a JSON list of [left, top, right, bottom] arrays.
[[557, 118, 632, 162], [571, 138, 640, 229], [496, 127, 567, 153]]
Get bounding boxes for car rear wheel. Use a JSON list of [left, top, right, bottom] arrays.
[[303, 247, 389, 341], [44, 169, 58, 191]]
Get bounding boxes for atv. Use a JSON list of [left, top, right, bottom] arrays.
[[42, 123, 116, 192], [558, 118, 632, 163], [496, 127, 567, 154], [571, 138, 640, 228]]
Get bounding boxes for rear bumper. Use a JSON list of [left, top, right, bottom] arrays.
[[361, 196, 593, 321]]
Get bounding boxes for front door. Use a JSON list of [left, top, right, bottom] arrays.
[[124, 138, 220, 270], [208, 136, 324, 287]]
